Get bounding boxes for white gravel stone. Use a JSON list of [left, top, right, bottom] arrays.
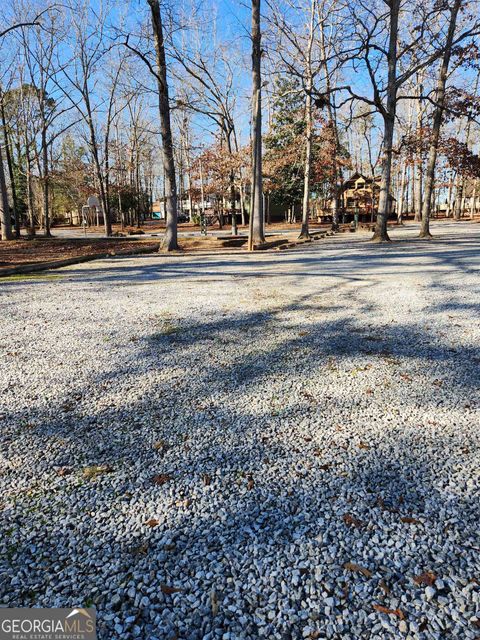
[[0, 222, 479, 640]]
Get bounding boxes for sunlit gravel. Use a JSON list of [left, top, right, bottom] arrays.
[[1, 221, 479, 640]]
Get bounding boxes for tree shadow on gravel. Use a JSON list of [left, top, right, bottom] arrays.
[[2, 224, 480, 638], [2, 285, 479, 639]]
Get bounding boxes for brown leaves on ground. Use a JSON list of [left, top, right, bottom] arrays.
[[153, 440, 169, 453], [56, 467, 73, 477], [401, 516, 421, 524], [0, 238, 160, 267], [144, 518, 160, 528], [343, 513, 365, 529], [131, 542, 149, 556], [152, 473, 172, 486], [174, 498, 191, 508], [376, 497, 398, 513], [400, 373, 413, 382], [301, 390, 316, 403], [379, 580, 390, 595], [358, 441, 370, 450], [413, 571, 437, 587], [373, 604, 405, 620], [343, 562, 372, 578], [160, 584, 183, 595], [247, 476, 255, 490], [201, 474, 212, 486]]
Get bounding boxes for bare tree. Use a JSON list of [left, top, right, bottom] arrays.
[[420, 0, 468, 237], [0, 7, 54, 240], [249, 0, 265, 249], [147, 0, 178, 250]]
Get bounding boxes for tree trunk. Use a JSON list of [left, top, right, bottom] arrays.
[[372, 0, 399, 242], [41, 126, 51, 237], [148, 0, 178, 251], [319, 14, 341, 232], [397, 160, 407, 224], [249, 0, 265, 249], [299, 0, 316, 239], [0, 145, 13, 240], [25, 134, 35, 236], [420, 0, 461, 237], [470, 181, 477, 219], [226, 131, 237, 235], [414, 76, 423, 222], [300, 88, 313, 238], [374, 115, 394, 241], [0, 94, 20, 237], [454, 178, 463, 221]]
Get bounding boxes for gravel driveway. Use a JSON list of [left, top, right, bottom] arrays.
[[1, 222, 479, 640]]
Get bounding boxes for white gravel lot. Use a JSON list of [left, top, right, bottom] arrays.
[[0, 221, 479, 640]]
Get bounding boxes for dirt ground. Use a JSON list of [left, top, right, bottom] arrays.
[[0, 238, 161, 268], [0, 234, 301, 269]]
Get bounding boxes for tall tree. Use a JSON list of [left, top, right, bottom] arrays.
[[249, 0, 265, 249], [147, 0, 178, 251], [420, 0, 463, 237]]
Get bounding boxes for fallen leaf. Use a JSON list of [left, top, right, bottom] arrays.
[[413, 571, 437, 587], [358, 441, 370, 450], [401, 516, 421, 524], [379, 580, 390, 595], [202, 474, 211, 486], [343, 562, 372, 578], [56, 467, 73, 477], [400, 373, 412, 382], [153, 440, 169, 452], [145, 518, 159, 528], [365, 388, 374, 395], [433, 379, 443, 387], [318, 463, 331, 471], [247, 476, 255, 490], [160, 584, 182, 595], [152, 474, 172, 486], [376, 497, 398, 513], [373, 604, 405, 620], [343, 513, 364, 528], [211, 590, 219, 617], [419, 619, 428, 632]]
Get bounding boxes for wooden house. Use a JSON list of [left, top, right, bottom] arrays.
[[334, 172, 396, 220]]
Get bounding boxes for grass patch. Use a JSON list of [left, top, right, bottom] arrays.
[[150, 320, 181, 339], [0, 273, 64, 282], [82, 464, 113, 480]]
